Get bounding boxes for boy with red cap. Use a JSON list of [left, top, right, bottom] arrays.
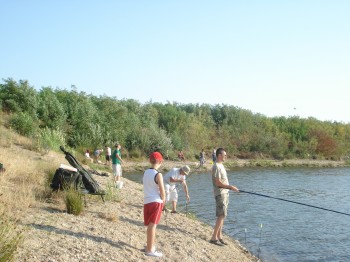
[[143, 152, 165, 257]]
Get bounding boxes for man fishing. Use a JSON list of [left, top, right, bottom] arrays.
[[210, 148, 239, 246], [163, 165, 191, 213]]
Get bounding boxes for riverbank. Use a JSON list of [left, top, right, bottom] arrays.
[[14, 173, 256, 261]]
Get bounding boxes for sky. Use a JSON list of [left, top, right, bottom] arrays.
[[1, 1, 350, 123]]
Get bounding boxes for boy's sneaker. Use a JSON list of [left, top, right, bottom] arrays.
[[145, 250, 163, 257]]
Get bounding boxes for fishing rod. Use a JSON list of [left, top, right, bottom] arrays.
[[240, 190, 350, 217]]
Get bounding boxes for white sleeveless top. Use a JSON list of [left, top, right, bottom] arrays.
[[143, 168, 163, 204]]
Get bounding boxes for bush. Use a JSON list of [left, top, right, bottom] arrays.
[[37, 127, 66, 152], [0, 214, 22, 262], [8, 112, 37, 136], [125, 124, 173, 156], [64, 187, 84, 215], [128, 148, 143, 159], [35, 167, 58, 201]]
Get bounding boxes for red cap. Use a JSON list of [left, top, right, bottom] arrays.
[[150, 152, 163, 162]]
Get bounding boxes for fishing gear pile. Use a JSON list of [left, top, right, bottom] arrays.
[[50, 146, 105, 196]]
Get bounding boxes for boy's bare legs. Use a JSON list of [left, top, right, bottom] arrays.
[[146, 223, 157, 253], [211, 215, 224, 240]]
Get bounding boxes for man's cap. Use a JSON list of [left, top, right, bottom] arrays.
[[181, 165, 190, 175], [150, 152, 163, 162]]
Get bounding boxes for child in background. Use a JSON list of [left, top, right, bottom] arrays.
[[143, 152, 165, 257]]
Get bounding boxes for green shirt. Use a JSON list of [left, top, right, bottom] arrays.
[[112, 149, 121, 165]]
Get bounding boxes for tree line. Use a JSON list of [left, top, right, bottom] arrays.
[[1, 78, 350, 160]]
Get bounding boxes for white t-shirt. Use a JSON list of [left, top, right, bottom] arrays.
[[163, 168, 186, 186], [143, 168, 163, 204], [106, 147, 111, 156]]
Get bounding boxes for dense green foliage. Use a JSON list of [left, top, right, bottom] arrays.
[[1, 78, 350, 160]]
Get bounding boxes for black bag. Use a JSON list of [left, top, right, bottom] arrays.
[[59, 146, 104, 194], [50, 168, 81, 190]]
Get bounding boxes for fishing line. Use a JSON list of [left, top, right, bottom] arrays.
[[257, 223, 263, 259], [240, 190, 350, 217]]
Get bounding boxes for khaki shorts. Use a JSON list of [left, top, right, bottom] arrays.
[[215, 193, 229, 217]]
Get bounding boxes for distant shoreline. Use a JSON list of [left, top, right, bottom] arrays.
[[117, 158, 350, 174]]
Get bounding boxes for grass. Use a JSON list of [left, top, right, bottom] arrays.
[[186, 211, 198, 220], [0, 214, 23, 262], [0, 148, 63, 216], [104, 182, 123, 202], [0, 120, 67, 258], [64, 186, 84, 215]]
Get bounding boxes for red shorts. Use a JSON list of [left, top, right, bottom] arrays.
[[144, 202, 163, 226]]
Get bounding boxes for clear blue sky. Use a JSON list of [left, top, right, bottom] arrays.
[[1, 1, 349, 123]]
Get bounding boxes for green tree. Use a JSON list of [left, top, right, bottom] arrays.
[[37, 87, 67, 129], [0, 78, 38, 117]]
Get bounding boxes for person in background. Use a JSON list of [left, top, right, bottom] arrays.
[[178, 150, 185, 161], [143, 152, 165, 257], [105, 145, 111, 165], [199, 149, 206, 167], [210, 148, 239, 246], [212, 147, 217, 163], [111, 143, 124, 184], [93, 148, 103, 163], [163, 165, 191, 213], [165, 150, 169, 160], [84, 149, 93, 163]]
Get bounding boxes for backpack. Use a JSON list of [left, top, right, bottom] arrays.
[[50, 168, 81, 190], [59, 146, 104, 194]]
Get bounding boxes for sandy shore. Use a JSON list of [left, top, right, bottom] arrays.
[[11, 150, 348, 261], [14, 171, 256, 262]]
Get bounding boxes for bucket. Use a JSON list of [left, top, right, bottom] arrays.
[[116, 181, 124, 189]]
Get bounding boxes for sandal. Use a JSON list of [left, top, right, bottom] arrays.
[[209, 239, 223, 246], [219, 239, 228, 245]]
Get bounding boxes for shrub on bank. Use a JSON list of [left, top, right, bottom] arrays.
[[65, 187, 84, 215], [8, 112, 37, 137], [0, 214, 23, 262]]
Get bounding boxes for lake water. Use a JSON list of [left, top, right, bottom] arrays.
[[127, 167, 350, 262]]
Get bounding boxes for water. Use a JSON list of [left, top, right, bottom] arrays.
[[127, 167, 350, 262]]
